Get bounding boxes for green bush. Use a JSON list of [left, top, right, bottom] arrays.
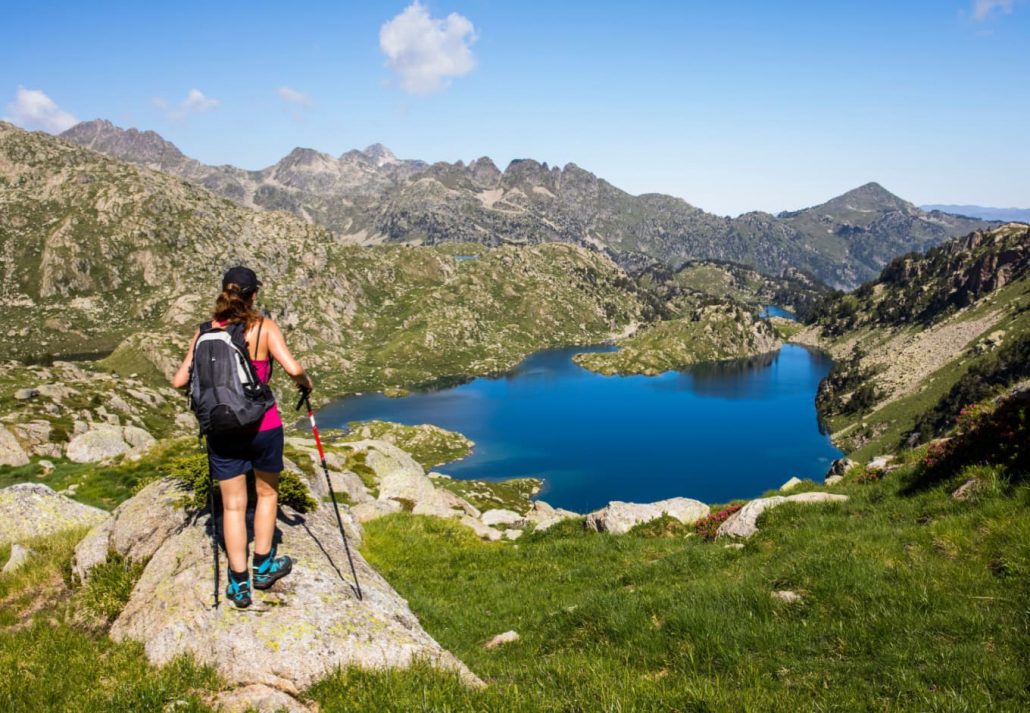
[[163, 451, 317, 513]]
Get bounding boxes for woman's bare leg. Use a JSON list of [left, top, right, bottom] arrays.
[[253, 469, 280, 555], [218, 474, 249, 573]]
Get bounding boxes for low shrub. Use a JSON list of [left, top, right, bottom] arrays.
[[693, 504, 742, 540], [163, 450, 317, 513]]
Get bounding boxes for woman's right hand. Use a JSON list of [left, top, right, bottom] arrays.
[[294, 373, 314, 393]]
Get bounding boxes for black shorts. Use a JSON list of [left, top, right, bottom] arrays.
[[207, 426, 285, 480]]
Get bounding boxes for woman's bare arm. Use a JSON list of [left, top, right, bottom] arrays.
[[171, 330, 200, 389], [265, 319, 314, 391]]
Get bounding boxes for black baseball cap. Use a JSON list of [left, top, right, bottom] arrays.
[[222, 266, 262, 295]]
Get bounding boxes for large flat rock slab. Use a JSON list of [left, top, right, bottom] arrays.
[[80, 478, 480, 699]]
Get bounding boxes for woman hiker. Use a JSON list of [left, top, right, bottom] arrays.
[[172, 266, 314, 608]]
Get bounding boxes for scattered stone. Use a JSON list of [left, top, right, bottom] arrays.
[[484, 630, 520, 650], [2, 543, 34, 574], [210, 684, 311, 713], [108, 394, 133, 414], [524, 500, 579, 532], [350, 499, 402, 523], [716, 492, 849, 539], [868, 455, 895, 471], [0, 425, 30, 467], [951, 478, 980, 502], [585, 497, 710, 535], [771, 590, 803, 604], [0, 483, 108, 546], [724, 543, 745, 550], [459, 515, 503, 542], [780, 477, 803, 491], [13, 388, 39, 401], [37, 460, 55, 475], [503, 529, 523, 541], [122, 425, 156, 450], [66, 426, 131, 463], [36, 383, 77, 402], [824, 475, 844, 486], [481, 508, 527, 528], [826, 457, 856, 478]]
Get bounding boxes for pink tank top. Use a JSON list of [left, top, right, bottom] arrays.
[[252, 359, 282, 432], [216, 320, 282, 432]]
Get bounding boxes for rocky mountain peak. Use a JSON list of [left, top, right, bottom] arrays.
[[362, 143, 398, 166], [61, 119, 187, 166], [279, 146, 333, 166], [827, 181, 911, 212]]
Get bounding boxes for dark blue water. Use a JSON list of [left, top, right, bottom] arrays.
[[319, 344, 841, 512], [759, 305, 797, 320]]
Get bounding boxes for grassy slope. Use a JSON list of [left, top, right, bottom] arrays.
[[308, 462, 1030, 711], [824, 279, 1030, 460], [1, 428, 1027, 710], [0, 529, 220, 711]]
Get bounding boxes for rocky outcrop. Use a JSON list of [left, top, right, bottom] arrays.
[[70, 476, 481, 706], [585, 498, 710, 535], [66, 425, 155, 463], [524, 500, 579, 532], [72, 479, 190, 581], [0, 425, 30, 467], [716, 492, 849, 539], [0, 483, 108, 545]]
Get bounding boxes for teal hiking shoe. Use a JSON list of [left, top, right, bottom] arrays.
[[226, 576, 252, 609], [252, 546, 293, 590]]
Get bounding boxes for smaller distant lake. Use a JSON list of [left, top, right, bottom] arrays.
[[319, 341, 841, 513], [759, 305, 797, 320], [453, 255, 480, 262]]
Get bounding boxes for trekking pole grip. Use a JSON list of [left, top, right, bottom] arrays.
[[295, 386, 311, 412]]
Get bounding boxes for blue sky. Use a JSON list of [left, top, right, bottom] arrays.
[[2, 1, 1028, 216]]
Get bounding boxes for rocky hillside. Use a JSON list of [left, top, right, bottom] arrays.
[[795, 222, 1030, 459], [0, 122, 647, 397], [62, 120, 993, 289]]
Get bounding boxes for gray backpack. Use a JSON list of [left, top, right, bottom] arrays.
[[188, 320, 275, 435]]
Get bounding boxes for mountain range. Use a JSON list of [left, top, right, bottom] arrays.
[[61, 119, 994, 290], [920, 205, 1030, 223]]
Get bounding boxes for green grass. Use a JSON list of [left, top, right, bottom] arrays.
[[0, 438, 194, 510], [0, 529, 220, 711], [430, 474, 541, 513], [304, 462, 1030, 711]]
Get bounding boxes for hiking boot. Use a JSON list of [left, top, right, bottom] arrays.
[[226, 577, 252, 609], [252, 547, 293, 590]]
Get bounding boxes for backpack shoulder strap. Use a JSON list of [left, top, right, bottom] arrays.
[[254, 318, 265, 360]]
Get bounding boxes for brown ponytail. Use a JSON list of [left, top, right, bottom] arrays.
[[213, 283, 261, 328]]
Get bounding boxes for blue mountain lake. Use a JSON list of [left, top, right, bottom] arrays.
[[318, 343, 841, 513]]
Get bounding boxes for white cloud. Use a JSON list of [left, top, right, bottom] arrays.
[[379, 1, 477, 94], [972, 0, 1014, 19], [276, 86, 313, 108], [2, 86, 78, 133], [181, 88, 219, 113], [155, 88, 220, 121]]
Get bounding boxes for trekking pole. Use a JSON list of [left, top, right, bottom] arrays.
[[203, 436, 219, 609], [296, 388, 363, 600]]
